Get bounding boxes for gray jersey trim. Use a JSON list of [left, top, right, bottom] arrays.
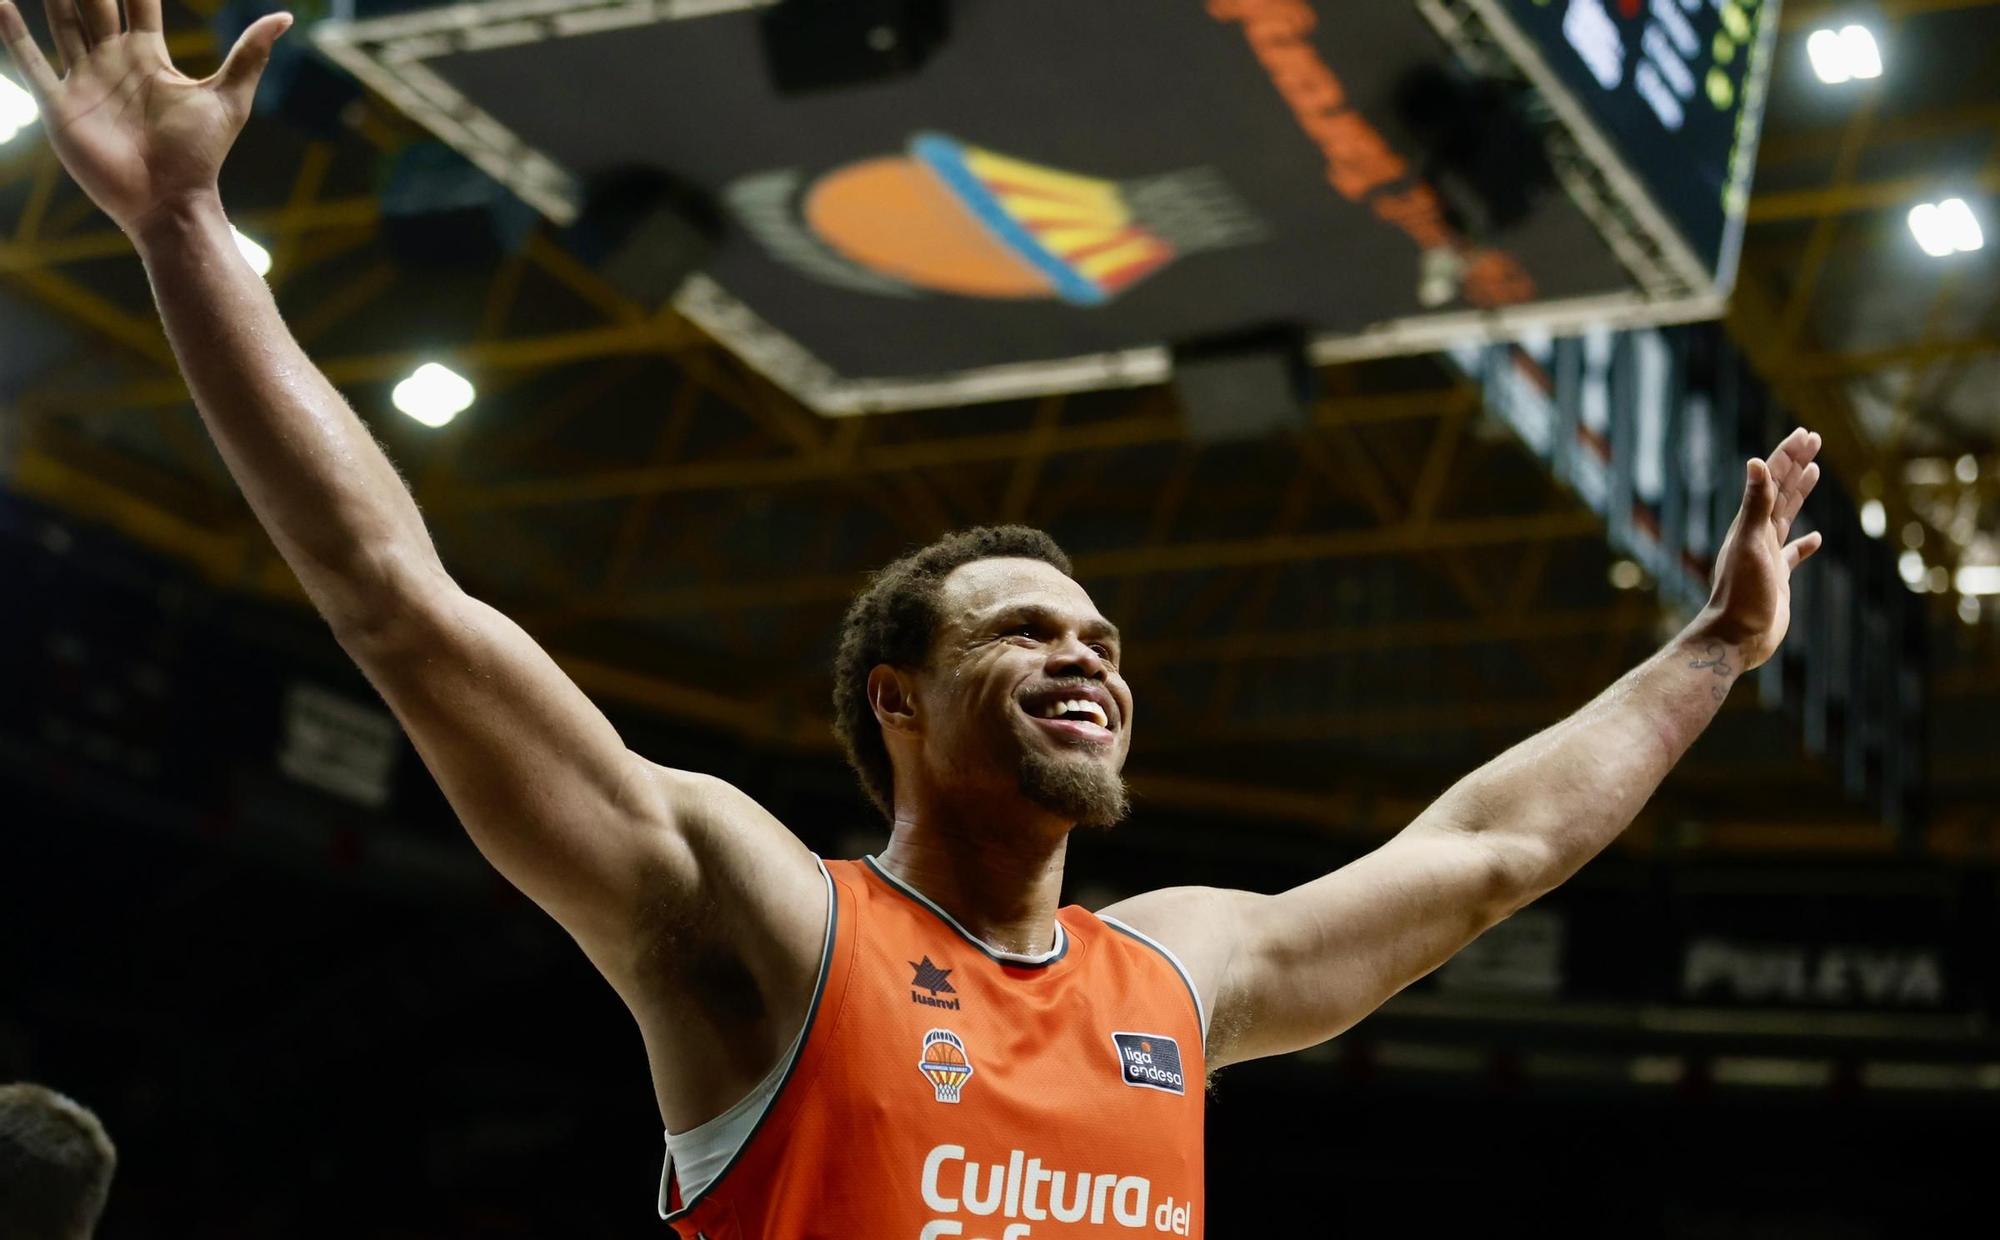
[[658, 858, 836, 1221]]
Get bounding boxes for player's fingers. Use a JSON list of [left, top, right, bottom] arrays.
[[0, 0, 61, 96], [126, 0, 162, 34], [39, 0, 86, 69], [1765, 426, 1809, 489], [209, 10, 288, 114], [1742, 456, 1776, 523], [73, 0, 115, 47], [1784, 531, 1823, 572], [1778, 461, 1820, 526]]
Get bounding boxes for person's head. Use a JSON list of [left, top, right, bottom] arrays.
[[833, 526, 1133, 833], [0, 1084, 116, 1240]]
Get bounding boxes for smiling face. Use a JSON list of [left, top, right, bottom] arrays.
[[893, 556, 1134, 829]]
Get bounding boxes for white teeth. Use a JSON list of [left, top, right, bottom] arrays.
[[1039, 699, 1109, 728]]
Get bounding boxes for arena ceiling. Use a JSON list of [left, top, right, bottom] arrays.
[[1, 0, 1995, 857]]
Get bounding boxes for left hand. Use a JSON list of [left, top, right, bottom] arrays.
[[0, 0, 291, 236], [1698, 427, 1824, 671]]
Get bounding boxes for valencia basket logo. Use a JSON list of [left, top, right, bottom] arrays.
[[918, 1028, 975, 1104]]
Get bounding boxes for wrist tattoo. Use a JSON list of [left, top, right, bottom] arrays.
[[1688, 641, 1735, 701]]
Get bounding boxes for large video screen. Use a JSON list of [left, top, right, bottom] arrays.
[[1492, 0, 1776, 283]]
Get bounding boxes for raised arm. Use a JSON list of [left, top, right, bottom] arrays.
[[1109, 429, 1824, 1068], [0, 2, 822, 1000]]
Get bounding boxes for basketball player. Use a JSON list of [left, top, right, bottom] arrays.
[[3, 7, 1826, 1235], [0, 1084, 117, 1239]]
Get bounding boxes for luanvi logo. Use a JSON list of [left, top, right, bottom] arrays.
[[910, 956, 961, 1010]]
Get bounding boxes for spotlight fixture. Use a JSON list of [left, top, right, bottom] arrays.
[[231, 228, 273, 278], [392, 363, 475, 428], [1859, 499, 1887, 540], [0, 72, 36, 145], [1807, 25, 1882, 85], [1897, 550, 1926, 589], [1908, 198, 1984, 258]]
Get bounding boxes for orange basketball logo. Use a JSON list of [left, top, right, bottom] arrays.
[[799, 132, 1263, 307], [917, 1028, 975, 1104]]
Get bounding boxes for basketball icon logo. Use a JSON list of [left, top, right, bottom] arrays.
[[917, 1028, 975, 1104]]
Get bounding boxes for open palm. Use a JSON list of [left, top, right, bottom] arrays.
[[0, 0, 289, 233], [1704, 427, 1825, 671]]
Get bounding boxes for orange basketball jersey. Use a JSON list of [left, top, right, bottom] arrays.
[[661, 857, 1208, 1239]]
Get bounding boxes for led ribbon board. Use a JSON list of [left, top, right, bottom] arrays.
[[1481, 0, 1779, 291], [1454, 321, 1927, 833], [316, 0, 1779, 415]]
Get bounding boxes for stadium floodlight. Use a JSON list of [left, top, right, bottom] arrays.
[[1898, 550, 1926, 589], [231, 228, 273, 278], [1807, 25, 1882, 84], [392, 363, 474, 428], [1908, 198, 1984, 258], [1957, 565, 2000, 597], [0, 73, 35, 145], [1860, 499, 1887, 539]]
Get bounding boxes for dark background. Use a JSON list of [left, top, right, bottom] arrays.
[[6, 492, 1997, 1237]]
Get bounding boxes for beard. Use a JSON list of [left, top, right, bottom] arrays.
[[1017, 747, 1130, 829]]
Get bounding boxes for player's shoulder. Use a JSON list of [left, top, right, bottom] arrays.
[[1094, 886, 1251, 1004]]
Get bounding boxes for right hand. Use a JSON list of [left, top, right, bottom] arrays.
[[0, 0, 291, 234]]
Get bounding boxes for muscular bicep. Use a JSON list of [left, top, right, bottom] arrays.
[[337, 572, 818, 964], [1110, 825, 1525, 1070]]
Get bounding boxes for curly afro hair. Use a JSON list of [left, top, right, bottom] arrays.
[[832, 525, 1075, 821]]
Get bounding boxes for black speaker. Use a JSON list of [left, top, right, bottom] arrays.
[[379, 142, 538, 266], [1394, 63, 1554, 235], [564, 168, 722, 307], [758, 0, 951, 95], [1171, 326, 1317, 443]]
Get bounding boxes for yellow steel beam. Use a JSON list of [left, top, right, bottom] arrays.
[[1748, 166, 2000, 223], [1756, 103, 2000, 167], [265, 142, 336, 284], [1785, 333, 2000, 378], [1129, 607, 1648, 667], [12, 150, 62, 244], [997, 395, 1065, 523], [0, 197, 379, 273], [1772, 96, 1879, 359], [1780, 0, 2000, 28], [535, 509, 1603, 624], [7, 437, 832, 751], [447, 388, 1474, 515], [36, 318, 698, 413], [3, 267, 173, 364]]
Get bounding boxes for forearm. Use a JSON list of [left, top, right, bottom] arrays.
[[1423, 614, 1742, 898], [133, 190, 442, 630]]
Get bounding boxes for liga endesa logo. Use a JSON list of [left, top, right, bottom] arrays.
[[918, 1144, 1195, 1237], [1110, 1032, 1185, 1095]]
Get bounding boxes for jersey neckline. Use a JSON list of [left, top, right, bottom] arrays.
[[860, 855, 1071, 969]]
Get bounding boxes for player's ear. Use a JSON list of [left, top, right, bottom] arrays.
[[868, 664, 921, 736]]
